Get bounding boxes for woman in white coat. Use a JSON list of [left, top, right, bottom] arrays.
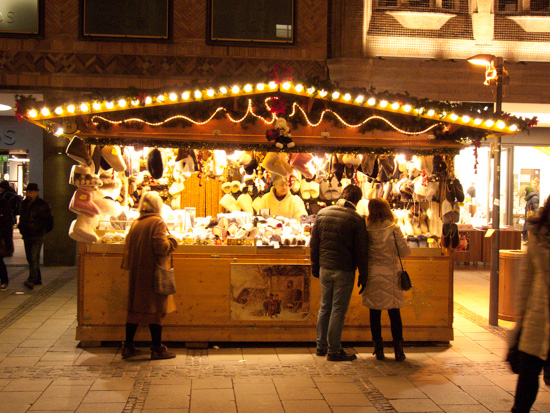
[[362, 198, 410, 361], [511, 195, 550, 412]]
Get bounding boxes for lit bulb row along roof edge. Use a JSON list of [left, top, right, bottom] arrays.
[[23, 80, 525, 134]]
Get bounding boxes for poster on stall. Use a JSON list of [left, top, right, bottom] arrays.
[[230, 264, 310, 321]]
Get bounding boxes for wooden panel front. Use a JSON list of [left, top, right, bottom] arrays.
[[77, 248, 453, 343]]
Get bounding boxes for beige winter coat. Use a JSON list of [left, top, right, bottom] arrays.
[[122, 213, 178, 315], [515, 227, 550, 360], [362, 219, 410, 310]]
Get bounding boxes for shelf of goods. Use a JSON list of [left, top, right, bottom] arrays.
[[454, 226, 521, 264], [77, 243, 453, 343]]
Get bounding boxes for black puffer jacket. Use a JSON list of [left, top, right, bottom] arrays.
[[310, 199, 369, 282], [18, 197, 54, 239]]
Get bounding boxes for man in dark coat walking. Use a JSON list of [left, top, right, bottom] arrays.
[[310, 185, 369, 361], [18, 183, 54, 290]]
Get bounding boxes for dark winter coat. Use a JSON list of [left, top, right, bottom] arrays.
[[18, 197, 53, 239], [121, 213, 178, 315], [310, 199, 369, 282], [0, 198, 13, 240]]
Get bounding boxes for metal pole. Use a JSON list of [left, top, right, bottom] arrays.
[[489, 57, 503, 326]]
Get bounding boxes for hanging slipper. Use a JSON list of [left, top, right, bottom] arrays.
[[449, 223, 459, 249], [441, 223, 451, 248], [407, 235, 419, 248], [454, 178, 465, 202], [66, 136, 92, 166], [360, 153, 378, 178], [147, 148, 164, 179]]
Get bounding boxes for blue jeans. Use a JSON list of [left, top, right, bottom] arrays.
[[316, 267, 355, 354], [23, 237, 43, 285]]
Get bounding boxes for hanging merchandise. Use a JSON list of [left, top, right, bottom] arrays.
[[66, 136, 92, 166], [147, 148, 164, 179], [100, 145, 126, 172]]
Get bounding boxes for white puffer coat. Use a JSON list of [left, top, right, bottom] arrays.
[[515, 226, 550, 360], [362, 219, 410, 310]]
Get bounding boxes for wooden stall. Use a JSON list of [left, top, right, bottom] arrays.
[[77, 244, 453, 344], [20, 77, 532, 345]]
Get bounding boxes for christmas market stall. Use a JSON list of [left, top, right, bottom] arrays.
[[19, 72, 535, 344]]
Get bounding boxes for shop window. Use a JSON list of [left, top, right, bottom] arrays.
[[495, 0, 550, 12], [207, 0, 295, 46], [375, 0, 456, 10]]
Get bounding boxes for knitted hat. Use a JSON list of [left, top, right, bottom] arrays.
[[147, 148, 164, 179]]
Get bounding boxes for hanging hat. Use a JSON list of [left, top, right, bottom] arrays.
[[147, 148, 164, 179], [360, 154, 378, 178], [262, 152, 293, 177], [342, 154, 361, 167], [289, 153, 314, 179], [100, 146, 126, 172], [66, 136, 92, 166]]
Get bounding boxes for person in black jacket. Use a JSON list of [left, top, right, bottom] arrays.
[[18, 183, 54, 290], [310, 185, 369, 361], [0, 180, 20, 225], [0, 196, 14, 290]]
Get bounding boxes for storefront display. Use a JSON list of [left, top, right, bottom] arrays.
[[20, 76, 535, 343]]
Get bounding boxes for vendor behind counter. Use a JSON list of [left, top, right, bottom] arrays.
[[254, 174, 307, 220]]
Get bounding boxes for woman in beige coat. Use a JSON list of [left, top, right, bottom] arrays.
[[121, 192, 178, 360], [512, 195, 550, 412], [362, 198, 410, 361]]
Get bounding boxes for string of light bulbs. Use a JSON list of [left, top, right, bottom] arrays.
[[91, 98, 442, 136]]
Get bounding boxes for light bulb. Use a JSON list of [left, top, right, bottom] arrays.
[[427, 109, 435, 116], [231, 86, 239, 94], [485, 120, 494, 127], [182, 92, 190, 100], [343, 93, 351, 101], [169, 93, 177, 101], [219, 87, 228, 94], [510, 124, 518, 132], [28, 109, 37, 117], [403, 104, 412, 112], [356, 95, 364, 103], [496, 120, 506, 129], [54, 107, 63, 115], [118, 99, 127, 107], [157, 95, 164, 102], [380, 100, 388, 108], [207, 89, 215, 97], [145, 96, 152, 104], [282, 82, 291, 90], [256, 83, 265, 91], [92, 102, 101, 110], [268, 81, 277, 90], [332, 91, 340, 99], [41, 108, 50, 116], [194, 90, 202, 99], [105, 102, 114, 109], [244, 84, 253, 93], [367, 97, 376, 106], [80, 103, 89, 112], [295, 84, 303, 92], [462, 115, 470, 123]]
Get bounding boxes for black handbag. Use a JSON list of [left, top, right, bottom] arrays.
[[394, 232, 412, 291]]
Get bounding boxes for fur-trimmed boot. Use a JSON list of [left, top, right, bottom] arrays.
[[121, 342, 142, 359], [394, 339, 406, 362], [373, 339, 385, 360]]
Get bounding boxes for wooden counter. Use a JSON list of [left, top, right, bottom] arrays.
[[77, 244, 454, 344]]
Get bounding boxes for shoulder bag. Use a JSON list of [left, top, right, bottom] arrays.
[[393, 232, 412, 291], [153, 254, 176, 295]]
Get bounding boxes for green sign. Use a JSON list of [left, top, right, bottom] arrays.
[[0, 155, 8, 162]]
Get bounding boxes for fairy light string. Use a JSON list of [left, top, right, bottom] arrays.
[[91, 98, 440, 136]]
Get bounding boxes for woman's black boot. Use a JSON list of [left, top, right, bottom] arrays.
[[394, 339, 406, 361], [373, 339, 385, 360]]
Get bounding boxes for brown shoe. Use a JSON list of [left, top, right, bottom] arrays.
[[121, 342, 142, 359], [151, 344, 176, 360]]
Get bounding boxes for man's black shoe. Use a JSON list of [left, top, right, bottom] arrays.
[[316, 349, 327, 356], [24, 281, 34, 290], [34, 281, 42, 286], [327, 349, 357, 362]]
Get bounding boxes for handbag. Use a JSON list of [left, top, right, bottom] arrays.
[[394, 232, 412, 291], [153, 254, 176, 295], [0, 238, 14, 257]]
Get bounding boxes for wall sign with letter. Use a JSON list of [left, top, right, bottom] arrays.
[[0, 0, 43, 37], [81, 0, 172, 41]]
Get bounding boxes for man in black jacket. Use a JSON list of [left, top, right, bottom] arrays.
[[18, 183, 54, 290], [310, 185, 368, 361]]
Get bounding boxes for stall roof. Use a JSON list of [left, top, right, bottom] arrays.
[[18, 78, 536, 155]]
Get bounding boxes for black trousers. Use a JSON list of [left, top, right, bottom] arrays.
[[512, 350, 550, 412], [369, 308, 403, 341]]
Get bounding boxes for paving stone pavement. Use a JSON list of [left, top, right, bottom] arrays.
[[0, 263, 547, 412]]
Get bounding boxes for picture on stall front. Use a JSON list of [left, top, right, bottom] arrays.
[[230, 264, 310, 321]]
